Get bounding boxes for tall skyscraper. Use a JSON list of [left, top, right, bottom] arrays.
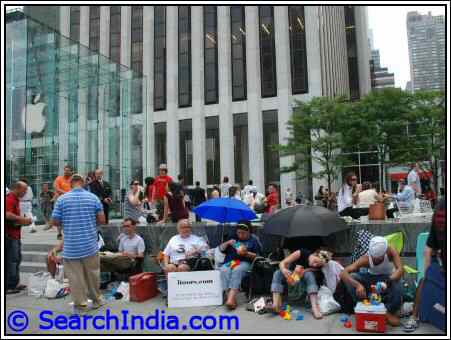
[[406, 11, 445, 92], [368, 29, 394, 90]]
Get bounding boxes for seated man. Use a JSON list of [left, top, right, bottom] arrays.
[[403, 198, 446, 332], [100, 218, 145, 274], [268, 248, 332, 319], [385, 179, 415, 218], [340, 236, 404, 326], [219, 220, 261, 310], [162, 218, 209, 273]]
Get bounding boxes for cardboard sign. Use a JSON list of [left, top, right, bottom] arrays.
[[167, 270, 222, 308]]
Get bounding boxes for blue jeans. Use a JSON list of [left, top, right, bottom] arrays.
[[6, 237, 21, 289], [271, 269, 319, 295], [220, 261, 251, 290], [344, 272, 402, 313]]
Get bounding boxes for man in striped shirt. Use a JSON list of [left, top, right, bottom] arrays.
[[51, 174, 106, 313]]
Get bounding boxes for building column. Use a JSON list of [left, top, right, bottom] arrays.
[[143, 6, 155, 177], [274, 6, 296, 207], [77, 6, 90, 175], [354, 6, 371, 96], [98, 6, 110, 171], [245, 6, 265, 193], [218, 6, 235, 184], [191, 6, 207, 186], [58, 6, 71, 173], [166, 6, 180, 178]]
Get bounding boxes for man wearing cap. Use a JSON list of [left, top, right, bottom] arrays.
[[340, 236, 404, 326], [152, 164, 173, 221], [51, 174, 106, 314]]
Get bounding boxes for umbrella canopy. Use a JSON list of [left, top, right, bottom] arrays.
[[193, 198, 257, 223], [263, 205, 349, 238]]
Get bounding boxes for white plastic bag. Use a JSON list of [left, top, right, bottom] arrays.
[[117, 281, 130, 301], [28, 271, 51, 297], [214, 247, 226, 269], [54, 264, 64, 283], [44, 278, 65, 299], [317, 285, 341, 315]]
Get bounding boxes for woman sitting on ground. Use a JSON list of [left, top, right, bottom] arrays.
[[162, 219, 209, 273], [268, 248, 332, 319], [219, 220, 261, 310]]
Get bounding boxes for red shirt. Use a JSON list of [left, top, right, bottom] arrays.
[[153, 175, 173, 200], [266, 191, 280, 213], [146, 184, 155, 202], [6, 192, 22, 240]]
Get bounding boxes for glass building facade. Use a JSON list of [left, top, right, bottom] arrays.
[[6, 10, 146, 218]]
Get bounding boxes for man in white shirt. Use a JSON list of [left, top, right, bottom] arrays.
[[163, 219, 208, 272], [242, 180, 257, 198], [407, 163, 422, 196], [220, 177, 232, 198], [100, 218, 145, 273]]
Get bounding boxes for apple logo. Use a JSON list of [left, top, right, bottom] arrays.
[[21, 93, 47, 134]]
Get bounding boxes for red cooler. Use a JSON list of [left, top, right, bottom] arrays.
[[355, 302, 387, 333], [129, 272, 158, 302]]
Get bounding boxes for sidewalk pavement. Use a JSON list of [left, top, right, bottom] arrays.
[[5, 274, 443, 335]]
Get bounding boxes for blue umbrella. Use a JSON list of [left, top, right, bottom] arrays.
[[193, 198, 257, 223]]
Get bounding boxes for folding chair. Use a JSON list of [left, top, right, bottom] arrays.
[[415, 232, 430, 284]]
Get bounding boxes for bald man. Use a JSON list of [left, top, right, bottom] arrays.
[[6, 181, 33, 294]]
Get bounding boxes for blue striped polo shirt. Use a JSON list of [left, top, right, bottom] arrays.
[[52, 187, 103, 260]]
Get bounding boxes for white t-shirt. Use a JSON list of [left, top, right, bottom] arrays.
[[119, 234, 146, 255], [163, 234, 208, 264], [358, 189, 379, 208], [220, 183, 232, 197], [337, 184, 353, 213], [407, 169, 421, 194]]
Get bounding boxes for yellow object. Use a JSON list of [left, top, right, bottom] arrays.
[[363, 299, 370, 305], [284, 313, 292, 320], [404, 265, 419, 274], [384, 232, 404, 255]]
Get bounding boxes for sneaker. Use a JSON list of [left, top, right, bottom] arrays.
[[403, 316, 419, 333], [91, 296, 107, 309], [43, 225, 52, 231], [16, 284, 27, 291], [157, 281, 168, 297]]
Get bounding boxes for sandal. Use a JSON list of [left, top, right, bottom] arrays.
[[225, 299, 237, 310]]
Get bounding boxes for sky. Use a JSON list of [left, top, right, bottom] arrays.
[[367, 5, 446, 89]]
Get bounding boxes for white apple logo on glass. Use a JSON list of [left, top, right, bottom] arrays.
[[21, 93, 47, 134]]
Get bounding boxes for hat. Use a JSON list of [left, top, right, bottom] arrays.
[[159, 164, 168, 170], [70, 174, 84, 182], [368, 236, 388, 258], [237, 222, 251, 231]]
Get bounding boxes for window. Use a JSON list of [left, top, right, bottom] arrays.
[[259, 6, 277, 98], [154, 122, 167, 174], [178, 6, 191, 108], [89, 6, 100, 52], [204, 6, 218, 104], [179, 119, 193, 185], [288, 6, 308, 94], [205, 116, 220, 184], [345, 6, 360, 100], [230, 6, 247, 101], [154, 6, 166, 111], [131, 6, 143, 114], [70, 6, 80, 42], [109, 6, 121, 63], [263, 110, 280, 185], [233, 113, 249, 186]]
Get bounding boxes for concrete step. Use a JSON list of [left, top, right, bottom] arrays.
[[22, 243, 54, 253], [22, 251, 48, 263], [20, 261, 47, 274]]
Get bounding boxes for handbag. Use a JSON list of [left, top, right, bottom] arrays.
[[369, 202, 386, 220], [28, 271, 51, 297]]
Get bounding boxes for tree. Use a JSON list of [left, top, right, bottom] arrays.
[[277, 96, 351, 193], [408, 90, 446, 193], [345, 88, 417, 190]]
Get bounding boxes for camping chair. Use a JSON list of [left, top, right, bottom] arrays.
[[384, 231, 429, 286]]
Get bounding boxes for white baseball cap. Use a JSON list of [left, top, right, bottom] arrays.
[[368, 236, 388, 258]]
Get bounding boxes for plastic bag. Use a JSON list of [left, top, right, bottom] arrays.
[[318, 285, 341, 315], [44, 278, 65, 299], [28, 271, 51, 297], [214, 247, 226, 269], [54, 264, 64, 283], [117, 281, 130, 301]]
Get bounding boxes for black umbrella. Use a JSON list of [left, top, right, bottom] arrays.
[[263, 205, 350, 238]]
